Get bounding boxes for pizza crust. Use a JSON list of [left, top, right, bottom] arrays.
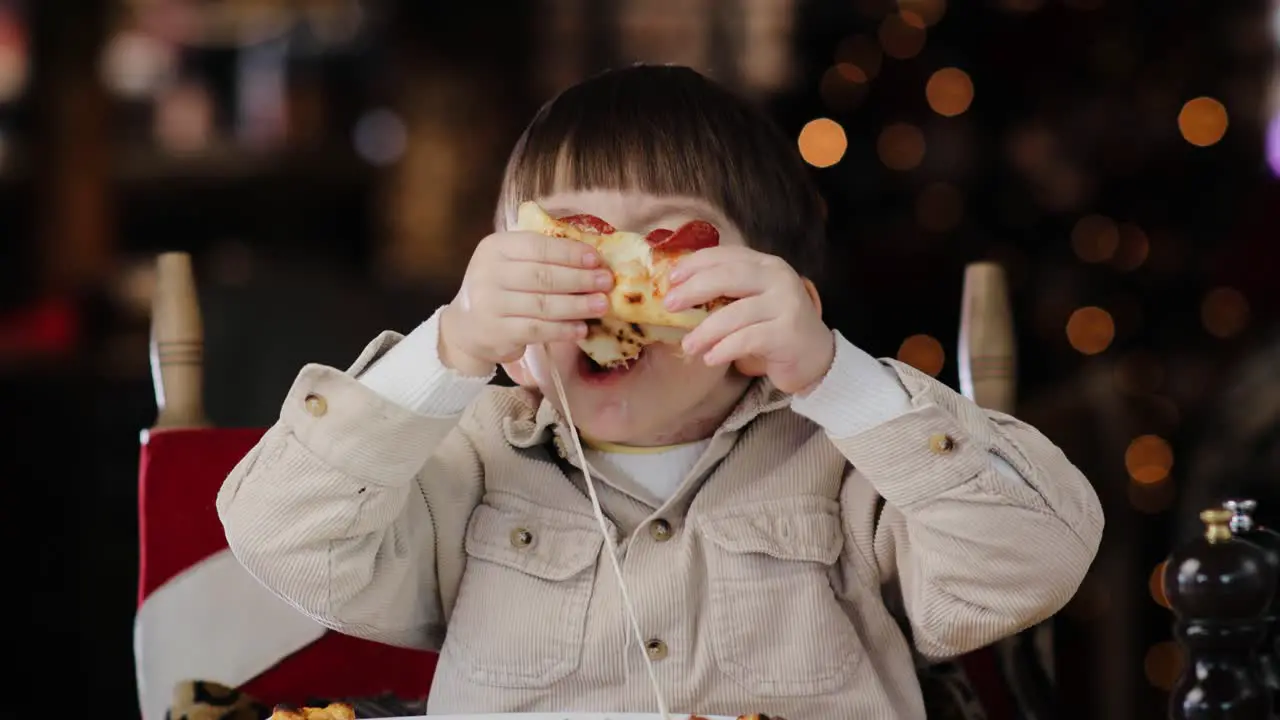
[[516, 201, 725, 365]]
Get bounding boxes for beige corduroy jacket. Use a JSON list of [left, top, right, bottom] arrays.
[[217, 326, 1103, 720]]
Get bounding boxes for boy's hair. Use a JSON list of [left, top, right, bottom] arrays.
[[495, 64, 826, 280]]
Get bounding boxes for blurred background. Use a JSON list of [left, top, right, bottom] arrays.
[[3, 0, 1278, 717]]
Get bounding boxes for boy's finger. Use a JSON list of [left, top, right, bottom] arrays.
[[663, 264, 766, 311], [501, 232, 601, 268], [506, 318, 589, 345], [679, 299, 769, 357], [666, 245, 749, 283], [499, 291, 610, 321], [498, 262, 614, 294], [702, 322, 770, 367]]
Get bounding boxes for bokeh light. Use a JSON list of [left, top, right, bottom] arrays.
[[1126, 434, 1174, 484], [1200, 287, 1250, 338], [1070, 214, 1119, 263], [879, 12, 927, 59], [1178, 97, 1229, 147], [1111, 223, 1150, 271], [1065, 306, 1115, 355], [878, 122, 926, 170], [925, 67, 974, 117], [897, 334, 946, 376], [1144, 641, 1184, 691], [1149, 561, 1170, 609], [798, 118, 848, 168]]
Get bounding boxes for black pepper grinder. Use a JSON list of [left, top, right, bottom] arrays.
[[1225, 499, 1280, 700], [1164, 507, 1276, 719]]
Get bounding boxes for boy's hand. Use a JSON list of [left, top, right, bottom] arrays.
[[439, 231, 613, 376], [663, 247, 835, 395]]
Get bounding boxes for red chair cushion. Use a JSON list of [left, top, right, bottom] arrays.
[[137, 427, 436, 712]]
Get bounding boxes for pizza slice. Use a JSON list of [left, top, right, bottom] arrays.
[[268, 702, 356, 720], [686, 707, 783, 712], [516, 201, 730, 368]]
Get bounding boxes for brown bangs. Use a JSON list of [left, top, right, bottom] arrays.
[[496, 65, 826, 279]]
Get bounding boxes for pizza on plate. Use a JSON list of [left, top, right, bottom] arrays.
[[268, 702, 355, 720], [516, 201, 731, 369]]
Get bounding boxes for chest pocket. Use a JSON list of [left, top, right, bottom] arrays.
[[699, 495, 861, 697], [443, 494, 606, 688]]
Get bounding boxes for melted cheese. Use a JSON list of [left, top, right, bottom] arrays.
[[516, 201, 717, 366]]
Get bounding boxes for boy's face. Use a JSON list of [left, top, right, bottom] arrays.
[[501, 188, 752, 446]]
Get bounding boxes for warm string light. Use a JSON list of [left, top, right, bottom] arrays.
[[1071, 214, 1120, 263], [1071, 215, 1151, 271], [1111, 223, 1149, 271], [896, 334, 945, 376], [1178, 96, 1229, 147], [1200, 287, 1250, 338], [1127, 431, 1176, 515], [879, 12, 927, 60], [798, 117, 848, 168], [1145, 641, 1184, 691], [1149, 561, 1170, 609], [1126, 434, 1174, 484], [925, 67, 974, 117], [878, 122, 926, 170], [1065, 306, 1115, 355]]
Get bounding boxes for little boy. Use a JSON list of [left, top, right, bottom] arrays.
[[217, 65, 1103, 719]]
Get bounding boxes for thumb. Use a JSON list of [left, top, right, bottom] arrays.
[[733, 356, 768, 378]]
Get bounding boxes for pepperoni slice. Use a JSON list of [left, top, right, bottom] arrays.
[[644, 228, 673, 245], [557, 214, 616, 235], [651, 220, 719, 253]]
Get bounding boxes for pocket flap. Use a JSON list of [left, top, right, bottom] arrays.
[[465, 502, 605, 581], [700, 496, 844, 565]]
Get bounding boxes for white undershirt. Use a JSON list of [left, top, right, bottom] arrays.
[[583, 439, 711, 506]]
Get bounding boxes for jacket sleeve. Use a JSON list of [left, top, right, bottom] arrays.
[[793, 332, 1104, 659], [216, 317, 489, 650]]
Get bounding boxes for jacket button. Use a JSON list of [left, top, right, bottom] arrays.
[[510, 528, 534, 548], [303, 393, 328, 417], [649, 519, 673, 542], [929, 433, 956, 454], [644, 638, 668, 661]]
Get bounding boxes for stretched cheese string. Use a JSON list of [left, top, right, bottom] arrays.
[[544, 346, 672, 720]]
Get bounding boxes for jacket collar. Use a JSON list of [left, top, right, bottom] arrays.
[[500, 378, 792, 452]]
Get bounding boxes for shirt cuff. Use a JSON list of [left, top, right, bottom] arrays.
[[790, 330, 914, 438], [356, 307, 495, 417]]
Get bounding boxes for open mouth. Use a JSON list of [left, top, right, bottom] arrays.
[[577, 348, 644, 383]]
